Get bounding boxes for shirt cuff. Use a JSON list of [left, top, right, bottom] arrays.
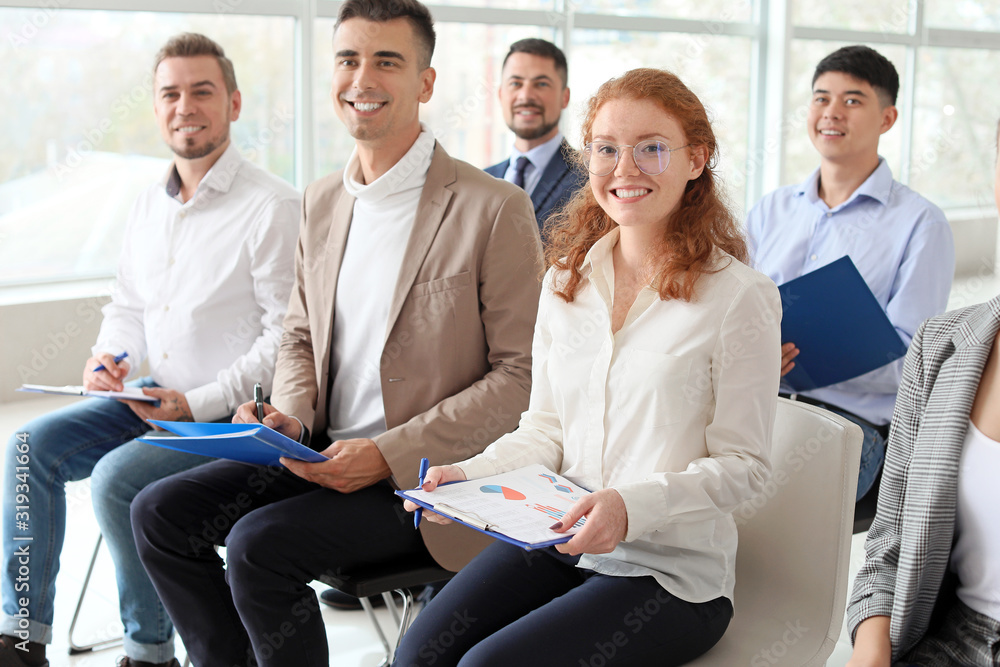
[[288, 416, 308, 444], [454, 456, 499, 481], [614, 481, 668, 542], [184, 383, 229, 423]]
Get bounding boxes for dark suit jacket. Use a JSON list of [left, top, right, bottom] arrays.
[[847, 295, 1000, 659], [271, 141, 544, 571], [485, 138, 585, 234]]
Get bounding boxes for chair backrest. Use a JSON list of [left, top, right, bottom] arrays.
[[687, 397, 863, 666]]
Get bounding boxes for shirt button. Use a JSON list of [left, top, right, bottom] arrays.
[[826, 212, 832, 218], [168, 258, 176, 266], [164, 305, 170, 312], [179, 210, 187, 219], [162, 352, 169, 359], [810, 254, 818, 261]]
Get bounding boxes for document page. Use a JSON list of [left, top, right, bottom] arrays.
[[401, 464, 590, 547]]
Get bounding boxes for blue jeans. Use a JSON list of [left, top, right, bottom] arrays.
[[1, 379, 211, 662]]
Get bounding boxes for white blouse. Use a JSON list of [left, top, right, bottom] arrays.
[[457, 228, 781, 603]]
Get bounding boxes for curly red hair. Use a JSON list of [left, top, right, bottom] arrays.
[[546, 68, 747, 303]]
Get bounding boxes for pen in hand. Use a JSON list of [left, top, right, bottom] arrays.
[[93, 351, 129, 373], [414, 457, 429, 528], [254, 382, 265, 424]]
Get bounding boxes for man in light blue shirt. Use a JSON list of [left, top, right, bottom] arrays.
[[746, 45, 954, 500]]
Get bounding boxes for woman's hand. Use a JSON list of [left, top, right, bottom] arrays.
[[401, 465, 468, 525], [846, 616, 892, 667], [553, 488, 628, 555]]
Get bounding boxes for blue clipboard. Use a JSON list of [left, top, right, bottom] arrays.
[[395, 487, 573, 551], [779, 255, 907, 391], [139, 420, 327, 467]]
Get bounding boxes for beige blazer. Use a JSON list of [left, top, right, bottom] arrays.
[[271, 142, 543, 570]]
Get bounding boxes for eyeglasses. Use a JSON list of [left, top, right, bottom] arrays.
[[582, 139, 691, 176]]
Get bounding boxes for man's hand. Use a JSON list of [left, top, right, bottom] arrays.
[[281, 439, 391, 493], [233, 400, 302, 441], [780, 342, 800, 377], [553, 488, 628, 556], [83, 354, 130, 392], [122, 387, 193, 430], [401, 465, 468, 525]]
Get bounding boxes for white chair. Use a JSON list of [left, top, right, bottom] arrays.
[[687, 397, 863, 667]]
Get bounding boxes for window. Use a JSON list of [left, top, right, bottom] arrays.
[[0, 8, 294, 286]]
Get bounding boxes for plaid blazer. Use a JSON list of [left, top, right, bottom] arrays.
[[846, 294, 1000, 659]]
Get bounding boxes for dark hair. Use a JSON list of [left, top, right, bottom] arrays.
[[336, 0, 436, 69], [812, 45, 899, 107], [546, 68, 746, 304], [153, 33, 237, 95], [502, 38, 568, 88]]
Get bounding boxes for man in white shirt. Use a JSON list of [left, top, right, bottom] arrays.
[[484, 38, 584, 234], [0, 33, 299, 667], [131, 2, 542, 666]]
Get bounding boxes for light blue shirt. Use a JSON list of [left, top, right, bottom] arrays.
[[502, 132, 564, 197], [746, 158, 955, 424]]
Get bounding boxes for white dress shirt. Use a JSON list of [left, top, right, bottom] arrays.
[[326, 128, 435, 443], [457, 229, 781, 603], [93, 143, 301, 421]]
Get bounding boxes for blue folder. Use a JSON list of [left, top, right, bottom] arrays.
[[138, 420, 327, 467], [779, 255, 907, 391]]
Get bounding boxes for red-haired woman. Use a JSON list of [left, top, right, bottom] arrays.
[[392, 68, 781, 667]]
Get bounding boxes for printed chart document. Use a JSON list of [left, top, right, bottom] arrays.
[[138, 421, 328, 467], [397, 464, 590, 550], [17, 384, 159, 403], [779, 255, 907, 391]]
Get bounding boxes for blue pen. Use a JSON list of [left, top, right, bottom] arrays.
[[414, 457, 429, 529], [93, 351, 129, 373]]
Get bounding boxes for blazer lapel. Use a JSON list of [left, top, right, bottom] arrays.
[[908, 299, 1000, 531], [530, 140, 571, 214], [383, 142, 455, 344], [318, 188, 355, 362]]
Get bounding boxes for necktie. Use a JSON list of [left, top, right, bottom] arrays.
[[512, 156, 530, 190]]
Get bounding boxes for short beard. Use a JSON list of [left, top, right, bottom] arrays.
[[509, 118, 559, 142], [171, 131, 228, 160]]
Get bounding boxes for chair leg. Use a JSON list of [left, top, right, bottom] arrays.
[[359, 596, 393, 667], [392, 588, 416, 659], [68, 533, 124, 654]]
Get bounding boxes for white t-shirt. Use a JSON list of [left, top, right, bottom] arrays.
[[951, 420, 1000, 621]]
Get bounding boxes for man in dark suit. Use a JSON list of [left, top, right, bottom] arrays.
[[485, 38, 585, 234]]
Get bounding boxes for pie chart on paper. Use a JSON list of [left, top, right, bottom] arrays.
[[479, 484, 526, 501]]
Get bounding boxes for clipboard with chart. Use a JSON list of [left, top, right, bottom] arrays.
[[397, 464, 590, 550]]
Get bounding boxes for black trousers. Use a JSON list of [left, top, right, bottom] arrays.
[[392, 541, 734, 667], [131, 460, 428, 667]]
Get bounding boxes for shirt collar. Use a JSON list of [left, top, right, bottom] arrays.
[[510, 131, 564, 173], [580, 227, 620, 301], [343, 123, 436, 202], [163, 142, 243, 201], [796, 157, 892, 210]]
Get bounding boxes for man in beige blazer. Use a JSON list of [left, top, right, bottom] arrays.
[[131, 2, 542, 665]]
